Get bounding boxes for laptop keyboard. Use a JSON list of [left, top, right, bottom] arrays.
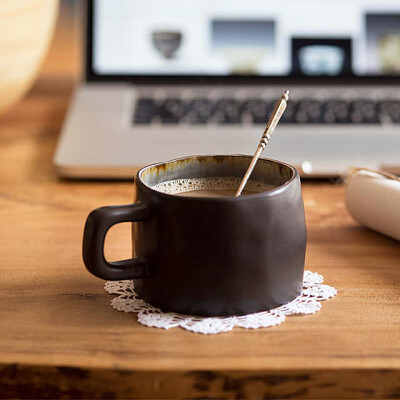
[[133, 97, 400, 125]]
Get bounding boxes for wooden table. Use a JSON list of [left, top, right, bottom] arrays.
[[1, 10, 400, 399]]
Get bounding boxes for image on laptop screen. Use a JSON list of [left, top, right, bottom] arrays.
[[91, 0, 400, 78]]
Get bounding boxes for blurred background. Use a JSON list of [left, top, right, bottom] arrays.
[[37, 0, 80, 83], [2, 0, 400, 179]]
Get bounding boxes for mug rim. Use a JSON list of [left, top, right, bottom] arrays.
[[136, 154, 298, 202]]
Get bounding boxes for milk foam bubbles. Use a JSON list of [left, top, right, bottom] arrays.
[[152, 176, 274, 195]]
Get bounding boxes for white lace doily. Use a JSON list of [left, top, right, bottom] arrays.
[[105, 271, 337, 335]]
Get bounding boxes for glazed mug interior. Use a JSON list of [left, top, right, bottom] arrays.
[[138, 155, 294, 193]]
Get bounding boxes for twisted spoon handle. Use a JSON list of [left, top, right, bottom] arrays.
[[235, 90, 289, 197]]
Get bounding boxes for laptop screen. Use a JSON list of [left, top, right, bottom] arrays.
[[89, 0, 400, 79]]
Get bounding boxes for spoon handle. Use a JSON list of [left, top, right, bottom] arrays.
[[235, 90, 289, 197]]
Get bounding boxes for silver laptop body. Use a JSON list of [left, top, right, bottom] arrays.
[[54, 0, 400, 178]]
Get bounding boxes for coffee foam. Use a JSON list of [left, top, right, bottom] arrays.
[[152, 176, 274, 195]]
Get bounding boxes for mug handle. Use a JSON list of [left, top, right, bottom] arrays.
[[83, 202, 150, 280]]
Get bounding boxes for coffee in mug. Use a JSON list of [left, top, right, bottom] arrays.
[[153, 176, 274, 197]]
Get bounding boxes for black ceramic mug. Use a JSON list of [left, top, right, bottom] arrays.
[[83, 155, 307, 317]]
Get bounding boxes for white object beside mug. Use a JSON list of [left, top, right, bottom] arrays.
[[345, 169, 400, 241]]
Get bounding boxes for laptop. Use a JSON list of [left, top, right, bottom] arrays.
[[54, 0, 400, 178]]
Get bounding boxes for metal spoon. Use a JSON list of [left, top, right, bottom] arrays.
[[235, 90, 290, 197]]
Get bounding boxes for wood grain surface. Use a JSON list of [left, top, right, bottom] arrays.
[[0, 8, 399, 399]]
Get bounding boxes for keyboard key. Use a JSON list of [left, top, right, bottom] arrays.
[[242, 99, 274, 124], [295, 99, 322, 123], [324, 100, 351, 123], [133, 98, 156, 124], [350, 100, 379, 123], [280, 101, 297, 123], [378, 101, 400, 123], [214, 99, 243, 124], [186, 99, 214, 123], [158, 98, 184, 124]]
